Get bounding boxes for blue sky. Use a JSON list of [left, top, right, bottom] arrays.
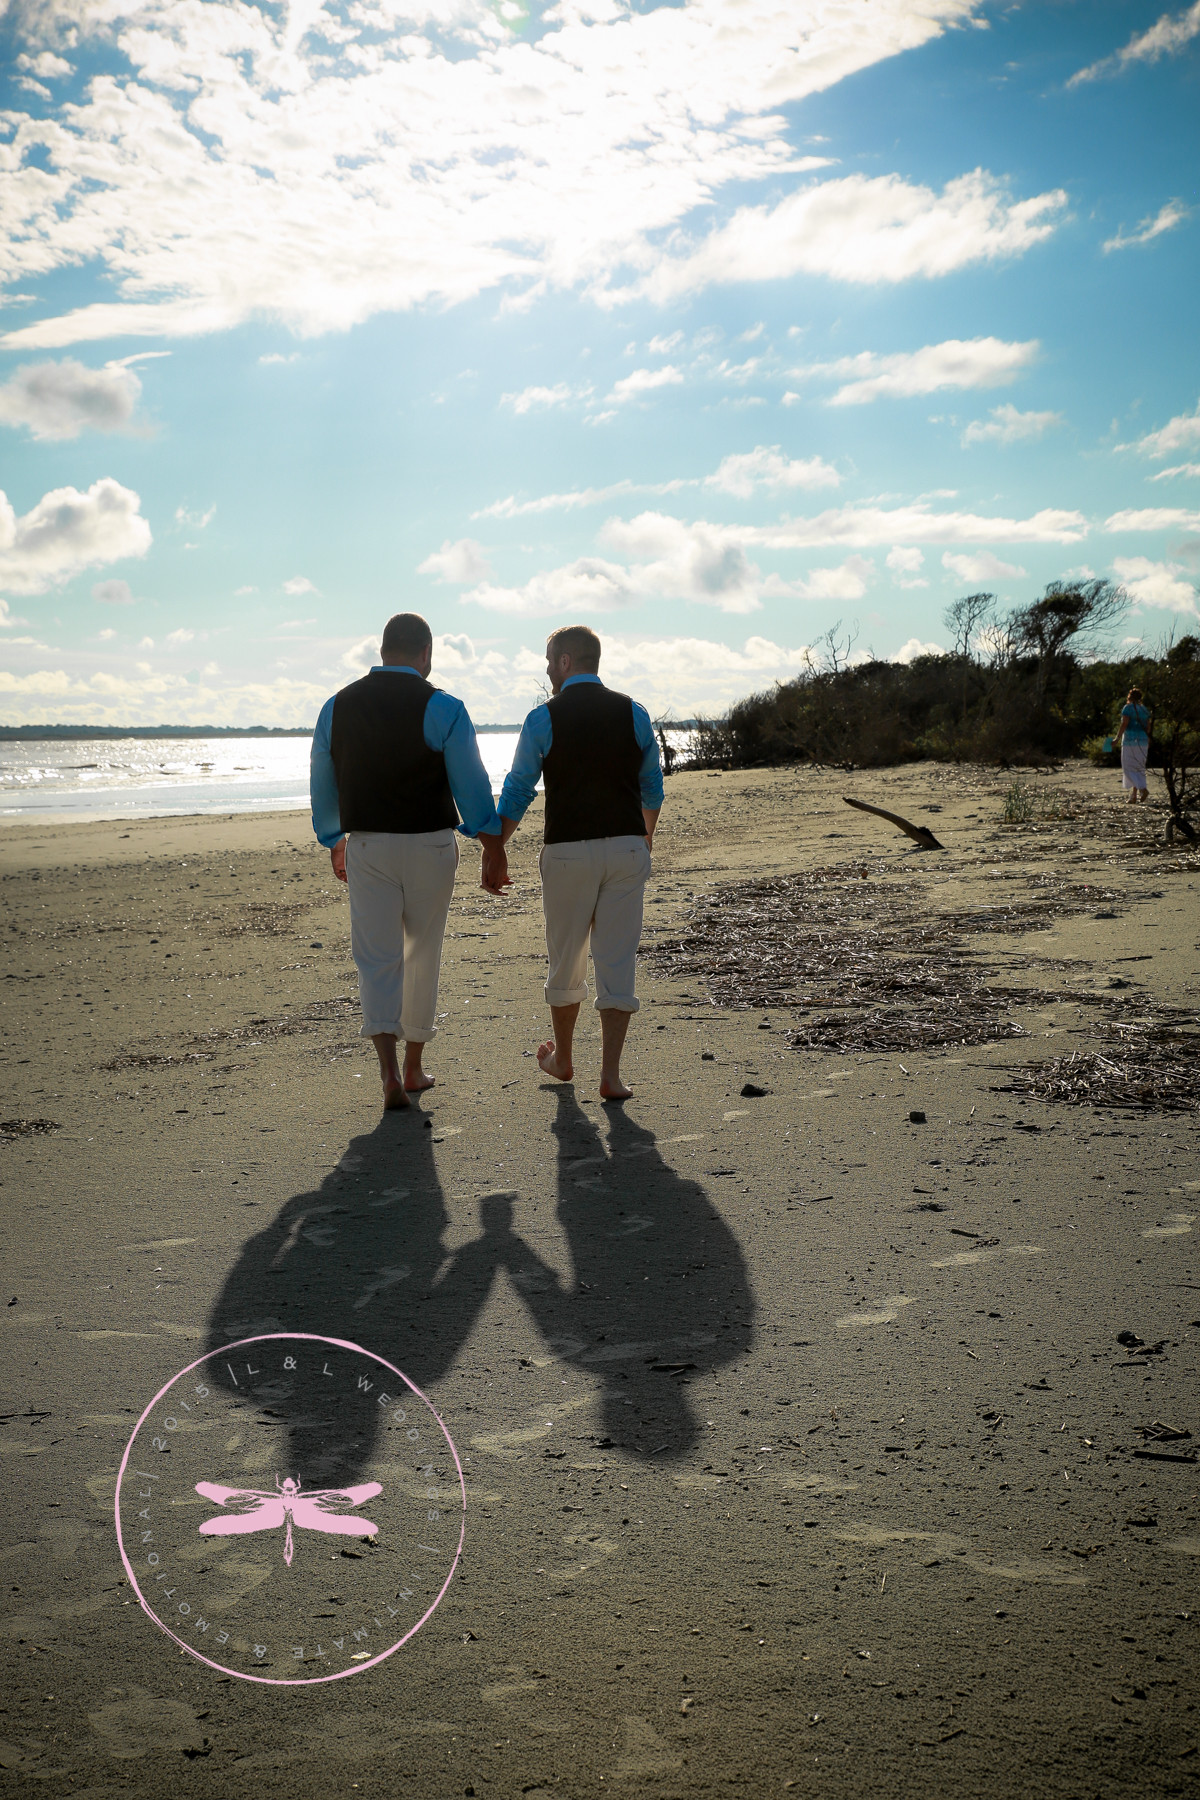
[[1, 0, 1198, 725]]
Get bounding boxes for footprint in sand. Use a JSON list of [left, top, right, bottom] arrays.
[[836, 1295, 914, 1329], [614, 1715, 682, 1779], [930, 1244, 1044, 1269], [353, 1265, 412, 1308], [368, 1185, 410, 1208], [88, 1688, 210, 1760], [1143, 1212, 1195, 1240], [832, 1523, 1087, 1586]]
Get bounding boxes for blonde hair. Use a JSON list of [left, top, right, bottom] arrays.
[[547, 624, 601, 671]]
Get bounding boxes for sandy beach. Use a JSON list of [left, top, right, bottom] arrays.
[[2, 759, 1198, 1798]]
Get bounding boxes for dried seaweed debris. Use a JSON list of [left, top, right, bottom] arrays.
[[993, 1027, 1200, 1113], [647, 865, 1127, 1055]]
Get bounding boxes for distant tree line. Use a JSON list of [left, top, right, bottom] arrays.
[[686, 579, 1200, 835]]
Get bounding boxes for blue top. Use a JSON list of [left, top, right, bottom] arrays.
[[310, 666, 503, 848], [1121, 702, 1151, 745], [497, 674, 665, 826]]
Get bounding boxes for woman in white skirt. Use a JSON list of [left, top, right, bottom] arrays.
[[1114, 685, 1152, 804]]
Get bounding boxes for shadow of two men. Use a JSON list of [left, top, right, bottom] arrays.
[[207, 1089, 755, 1478]]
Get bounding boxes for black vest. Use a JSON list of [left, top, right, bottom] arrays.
[[330, 670, 458, 835], [542, 682, 645, 844]]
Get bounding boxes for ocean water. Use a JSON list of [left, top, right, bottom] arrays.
[[0, 730, 692, 824]]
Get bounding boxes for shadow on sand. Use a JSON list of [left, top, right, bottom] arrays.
[[206, 1089, 755, 1478]]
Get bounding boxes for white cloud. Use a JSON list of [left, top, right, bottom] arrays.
[[961, 402, 1063, 446], [795, 337, 1038, 406], [886, 545, 927, 588], [0, 3, 1049, 352], [941, 550, 1026, 583], [418, 538, 492, 584], [632, 172, 1067, 304], [97, 626, 117, 640], [464, 558, 638, 619], [279, 617, 316, 629], [468, 500, 1087, 615], [500, 383, 579, 415], [478, 480, 649, 521], [0, 358, 142, 439], [1104, 508, 1200, 532], [475, 444, 839, 520], [138, 637, 154, 649], [1151, 463, 1200, 481], [1112, 555, 1199, 617], [606, 366, 685, 405], [175, 503, 216, 529], [16, 51, 72, 79], [741, 502, 1086, 547], [1125, 400, 1200, 460], [258, 352, 301, 365], [0, 661, 334, 728], [282, 575, 319, 596], [234, 584, 259, 596], [93, 577, 134, 605], [434, 632, 477, 667], [1102, 200, 1190, 253], [598, 634, 816, 714], [0, 478, 151, 596], [601, 512, 771, 613], [1069, 2, 1200, 85], [165, 627, 196, 645], [791, 555, 873, 600], [706, 446, 840, 497], [341, 636, 378, 674], [647, 332, 684, 354], [463, 512, 879, 618], [894, 636, 944, 663]]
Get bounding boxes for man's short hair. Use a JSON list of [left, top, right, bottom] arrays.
[[381, 612, 433, 661], [547, 624, 601, 671]]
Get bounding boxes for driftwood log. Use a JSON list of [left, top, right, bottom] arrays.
[[842, 795, 944, 850]]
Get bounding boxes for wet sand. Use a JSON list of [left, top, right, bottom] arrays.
[[1, 760, 1198, 1798]]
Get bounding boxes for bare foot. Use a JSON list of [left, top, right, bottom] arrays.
[[404, 1069, 435, 1093], [599, 1075, 633, 1102], [537, 1038, 574, 1082], [382, 1076, 410, 1111]]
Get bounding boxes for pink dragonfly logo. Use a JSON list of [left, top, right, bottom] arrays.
[[195, 1477, 382, 1567]]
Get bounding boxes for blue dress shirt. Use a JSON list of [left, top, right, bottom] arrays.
[[310, 666, 503, 848], [498, 674, 664, 826]]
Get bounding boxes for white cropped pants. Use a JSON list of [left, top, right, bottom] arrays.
[[345, 829, 459, 1042], [540, 835, 650, 1013]]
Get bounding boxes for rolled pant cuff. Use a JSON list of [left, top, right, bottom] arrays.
[[593, 995, 639, 1013], [359, 1022, 438, 1042], [544, 984, 589, 1007]]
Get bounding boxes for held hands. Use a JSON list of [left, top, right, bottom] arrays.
[[330, 839, 348, 884], [480, 850, 512, 896], [478, 833, 513, 897]]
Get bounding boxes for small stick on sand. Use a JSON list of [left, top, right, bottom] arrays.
[[842, 796, 944, 851]]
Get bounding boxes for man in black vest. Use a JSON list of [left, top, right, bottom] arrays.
[[491, 624, 663, 1100], [310, 612, 504, 1109]]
